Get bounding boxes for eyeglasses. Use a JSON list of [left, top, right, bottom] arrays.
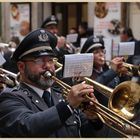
[[22, 57, 58, 66]]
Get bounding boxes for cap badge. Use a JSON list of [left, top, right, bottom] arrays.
[[51, 16, 56, 21], [38, 33, 49, 42], [93, 37, 100, 43]]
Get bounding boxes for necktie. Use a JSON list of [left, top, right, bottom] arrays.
[[42, 91, 53, 107]]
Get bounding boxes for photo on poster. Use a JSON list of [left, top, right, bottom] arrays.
[[10, 3, 31, 42]]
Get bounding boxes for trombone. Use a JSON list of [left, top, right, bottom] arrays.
[[50, 62, 140, 137], [53, 59, 63, 73]]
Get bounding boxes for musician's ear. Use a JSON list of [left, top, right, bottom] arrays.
[[17, 61, 25, 75]]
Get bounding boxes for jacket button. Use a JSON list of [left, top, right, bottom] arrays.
[[35, 100, 39, 103]]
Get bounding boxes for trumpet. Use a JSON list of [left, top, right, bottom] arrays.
[[122, 62, 140, 76], [106, 60, 140, 76], [0, 68, 19, 87]]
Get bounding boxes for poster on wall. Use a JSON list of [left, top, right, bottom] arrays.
[[94, 2, 121, 58], [10, 3, 31, 42]]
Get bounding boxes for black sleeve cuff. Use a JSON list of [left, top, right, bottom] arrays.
[[89, 119, 103, 130], [56, 101, 72, 123]]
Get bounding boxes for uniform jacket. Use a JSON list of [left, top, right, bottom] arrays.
[[0, 83, 102, 137]]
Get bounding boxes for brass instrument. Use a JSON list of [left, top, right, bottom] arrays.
[[44, 71, 140, 137], [106, 60, 140, 76], [123, 62, 140, 76], [46, 60, 140, 137], [53, 58, 63, 73], [85, 77, 140, 137], [0, 68, 18, 87]]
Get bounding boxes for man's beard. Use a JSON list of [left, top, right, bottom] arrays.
[[24, 65, 54, 89]]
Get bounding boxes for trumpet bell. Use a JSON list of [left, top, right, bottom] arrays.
[[109, 81, 140, 120]]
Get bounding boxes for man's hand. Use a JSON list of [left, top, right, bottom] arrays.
[[83, 93, 100, 120], [111, 57, 124, 72], [67, 82, 94, 109], [57, 36, 66, 49]]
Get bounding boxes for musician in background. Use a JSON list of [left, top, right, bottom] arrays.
[[73, 21, 90, 48], [80, 35, 132, 137], [120, 27, 140, 83], [41, 15, 74, 64], [41, 15, 75, 86], [0, 37, 20, 92], [120, 27, 137, 42], [2, 36, 20, 74], [0, 29, 103, 137], [81, 35, 131, 90], [120, 27, 140, 65]]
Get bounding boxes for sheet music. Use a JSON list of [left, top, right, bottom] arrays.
[[118, 42, 135, 56], [63, 53, 93, 78], [66, 33, 78, 43], [104, 38, 113, 61], [0, 52, 6, 65]]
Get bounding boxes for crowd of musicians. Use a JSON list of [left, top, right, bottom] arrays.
[[0, 15, 140, 137]]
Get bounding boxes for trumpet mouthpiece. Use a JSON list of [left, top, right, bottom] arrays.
[[44, 71, 52, 78], [101, 57, 105, 61]]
